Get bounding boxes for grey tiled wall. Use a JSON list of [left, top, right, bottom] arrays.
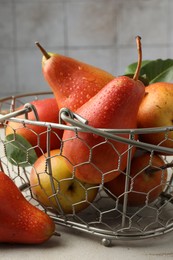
[[0, 0, 172, 97]]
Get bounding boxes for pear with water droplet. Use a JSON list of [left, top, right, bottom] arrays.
[[62, 36, 145, 184], [0, 171, 56, 244], [36, 42, 114, 111]]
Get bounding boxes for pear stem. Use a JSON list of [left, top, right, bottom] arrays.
[[133, 36, 142, 81], [145, 162, 173, 174], [35, 42, 51, 60], [53, 231, 61, 237]]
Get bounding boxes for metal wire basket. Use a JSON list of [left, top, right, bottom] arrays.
[[0, 91, 173, 246]]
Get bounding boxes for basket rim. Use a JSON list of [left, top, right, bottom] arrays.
[[1, 91, 173, 155]]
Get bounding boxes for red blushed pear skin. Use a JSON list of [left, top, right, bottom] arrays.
[[0, 171, 56, 244], [104, 152, 168, 207], [61, 36, 145, 184], [30, 149, 98, 214], [36, 42, 114, 111], [137, 82, 173, 151], [5, 98, 63, 158], [62, 76, 145, 184]]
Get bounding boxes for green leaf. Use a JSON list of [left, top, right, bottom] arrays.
[[125, 60, 151, 75], [5, 134, 38, 167], [125, 59, 173, 84], [140, 59, 173, 82], [150, 65, 173, 83]]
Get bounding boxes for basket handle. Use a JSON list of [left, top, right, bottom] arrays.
[[60, 108, 173, 155]]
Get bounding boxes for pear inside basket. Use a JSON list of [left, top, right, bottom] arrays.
[[0, 92, 173, 246]]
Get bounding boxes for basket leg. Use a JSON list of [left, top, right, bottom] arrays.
[[101, 238, 112, 247]]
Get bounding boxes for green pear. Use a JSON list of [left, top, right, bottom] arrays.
[[30, 149, 98, 214]]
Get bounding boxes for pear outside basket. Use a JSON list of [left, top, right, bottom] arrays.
[[0, 91, 173, 247]]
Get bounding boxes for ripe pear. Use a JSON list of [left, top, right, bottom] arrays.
[[0, 171, 56, 244], [5, 98, 63, 166], [36, 42, 114, 111], [30, 149, 98, 214], [105, 152, 168, 207], [137, 82, 173, 152], [62, 37, 145, 184]]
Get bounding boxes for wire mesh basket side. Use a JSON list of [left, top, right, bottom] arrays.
[[0, 92, 173, 245]]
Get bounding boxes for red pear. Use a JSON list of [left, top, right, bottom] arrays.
[[137, 82, 173, 153], [104, 152, 168, 207], [0, 171, 56, 244], [36, 42, 114, 111], [62, 37, 145, 184], [5, 98, 63, 166]]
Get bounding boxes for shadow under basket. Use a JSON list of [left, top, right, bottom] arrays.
[[0, 91, 173, 247]]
